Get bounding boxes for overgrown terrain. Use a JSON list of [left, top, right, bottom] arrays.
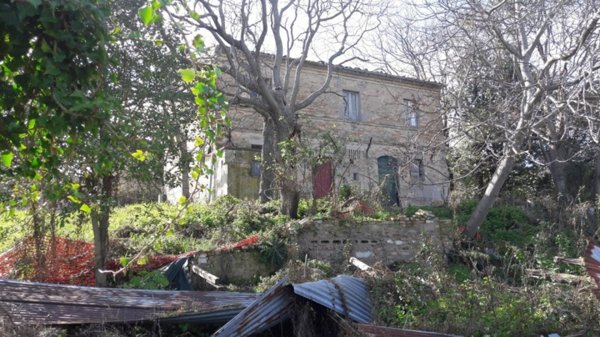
[[2, 195, 600, 336]]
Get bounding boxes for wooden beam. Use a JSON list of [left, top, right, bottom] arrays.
[[349, 257, 376, 276], [525, 268, 588, 284], [553, 256, 584, 266], [191, 265, 222, 287]]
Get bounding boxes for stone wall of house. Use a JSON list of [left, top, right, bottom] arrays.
[[295, 214, 453, 265], [223, 63, 450, 206], [167, 61, 450, 205]]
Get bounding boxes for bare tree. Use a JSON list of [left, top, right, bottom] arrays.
[[381, 0, 599, 236], [443, 0, 599, 236], [161, 0, 383, 217]]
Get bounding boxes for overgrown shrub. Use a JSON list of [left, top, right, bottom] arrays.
[[455, 200, 535, 247], [119, 270, 169, 290], [371, 244, 600, 336]]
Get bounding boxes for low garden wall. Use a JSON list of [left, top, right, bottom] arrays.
[[296, 214, 453, 265]]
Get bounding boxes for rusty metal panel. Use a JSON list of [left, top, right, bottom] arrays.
[[357, 324, 462, 337], [292, 275, 373, 324], [0, 279, 259, 325], [584, 241, 600, 297], [211, 278, 295, 337]]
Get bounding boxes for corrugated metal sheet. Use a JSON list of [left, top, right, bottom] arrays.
[[211, 278, 295, 337], [584, 241, 600, 296], [212, 276, 373, 337], [0, 279, 259, 325], [357, 324, 462, 337], [292, 275, 373, 323]]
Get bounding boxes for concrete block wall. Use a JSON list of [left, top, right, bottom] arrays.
[[193, 249, 278, 288], [295, 215, 452, 265]]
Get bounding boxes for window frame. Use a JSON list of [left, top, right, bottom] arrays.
[[404, 99, 418, 128], [343, 90, 361, 121]]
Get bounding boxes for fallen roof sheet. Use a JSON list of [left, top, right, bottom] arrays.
[[357, 324, 462, 337], [0, 278, 260, 325], [211, 278, 295, 337], [211, 275, 372, 337], [584, 241, 600, 297], [293, 275, 372, 323]]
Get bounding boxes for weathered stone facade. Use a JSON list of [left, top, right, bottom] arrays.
[[170, 62, 450, 206]]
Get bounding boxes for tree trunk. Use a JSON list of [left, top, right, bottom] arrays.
[[545, 142, 569, 202], [466, 154, 516, 238], [180, 156, 190, 200], [259, 117, 276, 202], [91, 174, 113, 287], [275, 118, 301, 218], [280, 173, 300, 218], [594, 149, 600, 197], [175, 132, 191, 199]]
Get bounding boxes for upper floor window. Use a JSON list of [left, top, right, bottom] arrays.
[[405, 99, 418, 128], [343, 90, 360, 121]]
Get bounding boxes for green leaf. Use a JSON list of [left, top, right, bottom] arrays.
[[67, 195, 82, 204], [1, 152, 13, 168], [166, 229, 174, 237], [137, 255, 149, 265], [179, 68, 195, 83], [80, 203, 92, 214], [190, 11, 200, 21], [194, 136, 205, 147], [138, 6, 154, 26], [120, 257, 130, 267], [30, 157, 40, 169], [192, 35, 204, 52], [178, 196, 187, 205], [131, 149, 147, 161]]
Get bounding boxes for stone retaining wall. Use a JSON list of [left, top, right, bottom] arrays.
[[296, 214, 452, 265]]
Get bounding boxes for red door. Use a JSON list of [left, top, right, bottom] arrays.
[[313, 161, 333, 199]]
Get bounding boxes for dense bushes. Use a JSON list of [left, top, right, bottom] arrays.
[[371, 245, 600, 336]]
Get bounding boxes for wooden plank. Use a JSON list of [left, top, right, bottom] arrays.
[[553, 256, 584, 266], [191, 265, 221, 287], [349, 257, 376, 276], [525, 269, 588, 284]]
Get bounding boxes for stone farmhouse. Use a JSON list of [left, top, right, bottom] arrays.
[[168, 61, 450, 207]]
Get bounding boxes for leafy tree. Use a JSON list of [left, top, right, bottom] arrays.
[[0, 0, 110, 179], [0, 0, 227, 286]]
